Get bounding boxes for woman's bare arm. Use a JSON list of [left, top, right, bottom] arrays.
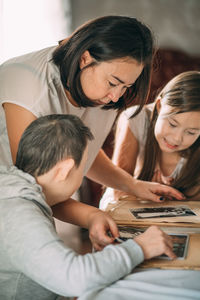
[[112, 113, 139, 175], [111, 113, 139, 199]]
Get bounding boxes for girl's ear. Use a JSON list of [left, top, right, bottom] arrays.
[[54, 158, 75, 182], [155, 98, 162, 113], [79, 50, 93, 69]]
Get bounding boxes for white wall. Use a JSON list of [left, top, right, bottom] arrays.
[[0, 0, 71, 63], [70, 0, 200, 56]]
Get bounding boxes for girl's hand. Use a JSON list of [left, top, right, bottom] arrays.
[[132, 179, 185, 202], [134, 226, 176, 260], [87, 211, 119, 251], [152, 170, 174, 185], [114, 189, 128, 200]]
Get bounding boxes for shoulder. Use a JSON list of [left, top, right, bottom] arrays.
[[123, 103, 154, 122], [0, 46, 63, 116], [1, 47, 56, 84], [118, 103, 154, 145], [123, 104, 153, 131]]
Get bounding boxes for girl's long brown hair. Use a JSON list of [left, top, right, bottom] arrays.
[[137, 71, 200, 197]]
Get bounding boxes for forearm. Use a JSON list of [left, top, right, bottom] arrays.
[[87, 149, 137, 194], [1, 199, 143, 297], [52, 198, 101, 228], [87, 150, 185, 202]]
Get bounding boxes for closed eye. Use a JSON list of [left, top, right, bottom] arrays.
[[109, 81, 117, 87], [169, 121, 176, 128], [187, 131, 197, 136]]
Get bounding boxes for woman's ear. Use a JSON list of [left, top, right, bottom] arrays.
[[155, 98, 162, 113], [54, 158, 75, 182], [79, 50, 93, 69]]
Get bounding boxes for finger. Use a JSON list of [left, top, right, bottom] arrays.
[[92, 229, 115, 245], [160, 173, 170, 185], [164, 246, 177, 260], [149, 193, 166, 203], [153, 184, 185, 200], [162, 178, 170, 185], [164, 186, 185, 200], [107, 219, 119, 238], [162, 233, 174, 249], [91, 235, 114, 247], [103, 235, 115, 245], [93, 243, 104, 251]]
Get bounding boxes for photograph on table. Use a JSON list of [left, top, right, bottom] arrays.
[[130, 205, 196, 219], [117, 226, 189, 260], [158, 234, 189, 260]]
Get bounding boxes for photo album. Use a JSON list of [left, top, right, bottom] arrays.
[[116, 226, 189, 260]]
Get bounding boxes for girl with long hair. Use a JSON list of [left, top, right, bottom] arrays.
[[100, 71, 200, 209]]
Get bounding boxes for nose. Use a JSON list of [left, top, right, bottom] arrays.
[[108, 94, 119, 103], [171, 129, 183, 145], [107, 87, 122, 103]]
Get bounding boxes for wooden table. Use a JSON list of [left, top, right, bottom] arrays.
[[105, 196, 200, 269]]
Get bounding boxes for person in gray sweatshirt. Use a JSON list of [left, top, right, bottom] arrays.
[[0, 114, 176, 300]]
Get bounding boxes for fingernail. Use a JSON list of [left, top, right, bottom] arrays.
[[159, 196, 164, 201]]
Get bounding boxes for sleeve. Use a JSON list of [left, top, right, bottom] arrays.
[[0, 60, 47, 117], [123, 106, 149, 152], [0, 198, 144, 297], [123, 106, 147, 141]]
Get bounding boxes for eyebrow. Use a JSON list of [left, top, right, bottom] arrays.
[[111, 75, 134, 86]]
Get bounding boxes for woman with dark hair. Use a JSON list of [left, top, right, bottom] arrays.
[[0, 16, 183, 248], [100, 71, 200, 209]]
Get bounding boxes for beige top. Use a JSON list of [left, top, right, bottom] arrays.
[[0, 46, 117, 172]]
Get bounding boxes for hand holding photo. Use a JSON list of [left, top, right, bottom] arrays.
[[116, 226, 189, 260], [157, 234, 189, 260]]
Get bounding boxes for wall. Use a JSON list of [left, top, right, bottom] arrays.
[[70, 0, 200, 56], [0, 0, 71, 63]]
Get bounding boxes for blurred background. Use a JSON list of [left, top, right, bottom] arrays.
[[1, 0, 200, 63], [1, 0, 200, 251]]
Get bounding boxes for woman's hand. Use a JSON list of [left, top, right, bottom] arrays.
[[131, 179, 185, 202], [87, 150, 185, 204], [87, 211, 119, 251], [134, 226, 176, 260]]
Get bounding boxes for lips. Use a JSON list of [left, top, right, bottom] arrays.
[[163, 138, 178, 149]]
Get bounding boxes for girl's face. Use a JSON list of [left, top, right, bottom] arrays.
[[79, 51, 143, 105], [154, 102, 200, 153]]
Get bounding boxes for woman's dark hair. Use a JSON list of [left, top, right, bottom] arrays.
[[53, 15, 154, 115], [15, 114, 93, 176], [138, 71, 200, 197]]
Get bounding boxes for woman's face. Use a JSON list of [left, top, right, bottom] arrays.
[[154, 101, 200, 153], [79, 51, 144, 105]]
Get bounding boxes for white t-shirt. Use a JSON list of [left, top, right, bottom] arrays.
[[0, 46, 117, 172]]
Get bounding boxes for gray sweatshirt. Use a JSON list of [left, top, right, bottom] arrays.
[[0, 166, 144, 300]]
